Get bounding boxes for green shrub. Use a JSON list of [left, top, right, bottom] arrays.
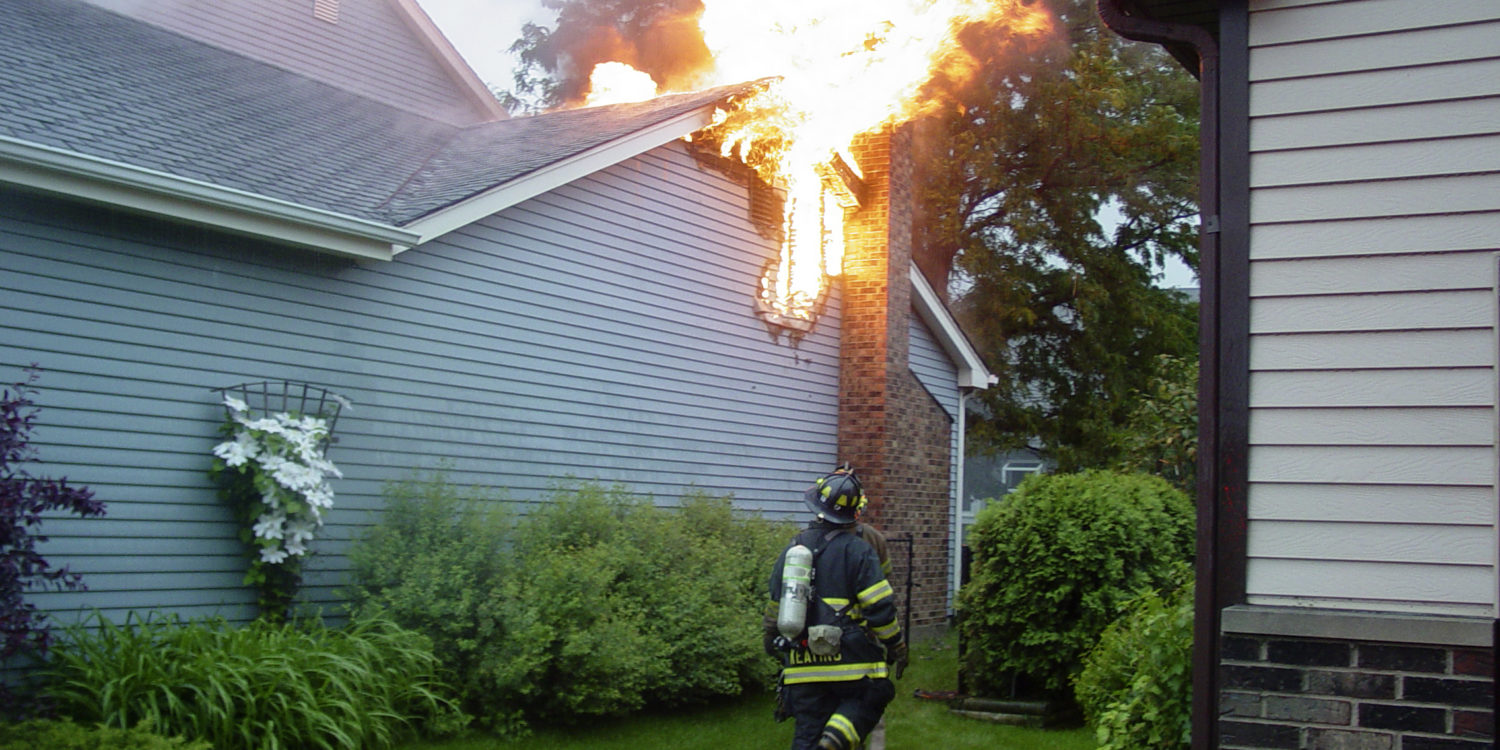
[[493, 485, 787, 718], [345, 469, 514, 727], [957, 470, 1192, 698], [0, 717, 210, 749], [41, 613, 464, 750], [1075, 562, 1193, 749], [346, 476, 790, 735]]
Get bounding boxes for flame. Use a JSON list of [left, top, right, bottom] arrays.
[[585, 62, 660, 106], [589, 0, 1055, 326]]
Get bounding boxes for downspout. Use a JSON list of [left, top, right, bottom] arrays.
[[1095, 3, 1221, 750], [953, 388, 970, 612]]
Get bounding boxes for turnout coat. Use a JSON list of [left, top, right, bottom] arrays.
[[767, 522, 903, 685]]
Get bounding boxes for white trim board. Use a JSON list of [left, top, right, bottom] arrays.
[[909, 262, 994, 390], [401, 107, 717, 247]]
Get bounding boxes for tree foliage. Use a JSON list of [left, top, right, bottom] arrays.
[[920, 0, 1201, 470], [1113, 354, 1198, 493]]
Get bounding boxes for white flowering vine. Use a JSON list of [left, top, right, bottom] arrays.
[[209, 392, 345, 620]]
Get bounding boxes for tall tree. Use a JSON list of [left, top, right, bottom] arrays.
[[918, 0, 1200, 470]]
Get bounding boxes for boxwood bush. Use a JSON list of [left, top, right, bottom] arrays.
[[1075, 562, 1193, 749], [957, 470, 1192, 699], [347, 476, 790, 735]]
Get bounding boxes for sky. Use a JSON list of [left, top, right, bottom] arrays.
[[416, 0, 548, 90], [414, 0, 1200, 290]]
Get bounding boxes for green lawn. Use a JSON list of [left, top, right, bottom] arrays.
[[404, 635, 1097, 750]]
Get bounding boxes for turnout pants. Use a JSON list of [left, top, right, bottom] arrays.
[[785, 678, 896, 750]]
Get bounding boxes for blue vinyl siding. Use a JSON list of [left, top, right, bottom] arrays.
[[0, 141, 841, 623], [907, 309, 961, 610]]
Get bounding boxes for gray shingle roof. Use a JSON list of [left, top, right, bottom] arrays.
[[0, 0, 751, 226], [384, 86, 755, 220]]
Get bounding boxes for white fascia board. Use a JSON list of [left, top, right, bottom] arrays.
[[402, 106, 716, 247], [910, 262, 994, 390], [0, 136, 418, 261]]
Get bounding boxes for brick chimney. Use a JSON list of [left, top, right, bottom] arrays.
[[840, 125, 956, 632]]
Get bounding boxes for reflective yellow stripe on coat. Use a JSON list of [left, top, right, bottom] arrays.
[[857, 579, 893, 608], [782, 661, 890, 684]]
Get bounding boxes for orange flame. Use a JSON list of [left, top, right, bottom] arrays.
[[585, 62, 660, 106], [589, 0, 1054, 325]]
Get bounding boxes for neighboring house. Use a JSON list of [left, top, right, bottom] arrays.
[[0, 0, 987, 633], [1102, 1, 1498, 748]]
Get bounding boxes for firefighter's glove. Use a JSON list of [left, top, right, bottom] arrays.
[[887, 640, 909, 680]]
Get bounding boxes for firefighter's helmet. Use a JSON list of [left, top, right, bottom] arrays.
[[804, 464, 867, 524]]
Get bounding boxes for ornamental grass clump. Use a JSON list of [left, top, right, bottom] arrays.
[[42, 613, 466, 750], [957, 470, 1193, 701]]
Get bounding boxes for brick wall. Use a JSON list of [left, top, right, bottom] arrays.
[[1219, 633, 1494, 749], [839, 124, 955, 630]]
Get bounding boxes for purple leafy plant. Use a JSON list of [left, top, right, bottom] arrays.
[[2, 368, 105, 709]]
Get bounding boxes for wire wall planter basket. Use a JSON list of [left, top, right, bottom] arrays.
[[212, 380, 350, 450]]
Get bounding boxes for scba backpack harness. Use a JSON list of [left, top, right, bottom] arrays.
[[776, 526, 866, 656]]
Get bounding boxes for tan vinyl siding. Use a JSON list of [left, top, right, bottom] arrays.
[[1245, 0, 1500, 616]]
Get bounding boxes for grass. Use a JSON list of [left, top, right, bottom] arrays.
[[403, 634, 1097, 750]]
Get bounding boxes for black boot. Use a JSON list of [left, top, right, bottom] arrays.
[[816, 731, 844, 750]]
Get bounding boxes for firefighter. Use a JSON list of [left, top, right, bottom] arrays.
[[766, 465, 908, 750]]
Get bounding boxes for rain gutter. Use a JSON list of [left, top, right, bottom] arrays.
[[1095, 4, 1244, 750], [0, 135, 420, 261], [953, 388, 970, 612]]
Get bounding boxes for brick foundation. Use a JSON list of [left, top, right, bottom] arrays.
[[839, 125, 955, 630], [1219, 632, 1494, 749]]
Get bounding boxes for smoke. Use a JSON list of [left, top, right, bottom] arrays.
[[543, 0, 714, 105]]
